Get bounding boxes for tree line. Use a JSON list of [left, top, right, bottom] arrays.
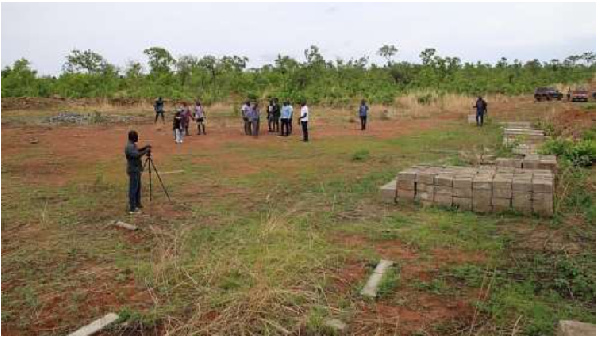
[[1, 45, 595, 104]]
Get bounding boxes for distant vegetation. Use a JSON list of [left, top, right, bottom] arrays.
[[1, 45, 595, 104]]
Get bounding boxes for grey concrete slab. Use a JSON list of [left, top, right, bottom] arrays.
[[69, 313, 119, 336], [557, 320, 596, 336], [361, 259, 394, 298]]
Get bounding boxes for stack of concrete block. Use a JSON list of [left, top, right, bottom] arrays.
[[532, 170, 554, 217], [511, 169, 534, 215], [503, 126, 547, 155], [380, 179, 397, 203], [472, 167, 494, 213], [382, 165, 555, 216], [500, 121, 532, 129], [494, 154, 558, 174], [396, 166, 419, 202], [523, 154, 559, 173]]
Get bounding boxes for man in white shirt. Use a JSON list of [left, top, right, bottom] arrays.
[[299, 100, 309, 142], [241, 100, 251, 135]]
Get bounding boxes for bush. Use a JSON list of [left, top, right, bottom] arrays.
[[540, 137, 595, 167]]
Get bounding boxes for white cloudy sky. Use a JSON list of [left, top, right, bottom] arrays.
[[1, 2, 596, 75]]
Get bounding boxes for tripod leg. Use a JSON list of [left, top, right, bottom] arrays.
[[145, 156, 152, 202], [149, 158, 171, 201]]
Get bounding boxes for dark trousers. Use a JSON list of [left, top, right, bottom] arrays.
[[280, 118, 290, 136], [128, 172, 142, 212], [273, 117, 280, 132], [301, 121, 308, 142], [476, 111, 484, 126], [251, 119, 259, 136], [360, 116, 367, 130], [197, 119, 206, 135], [268, 116, 275, 132], [154, 111, 165, 123], [243, 117, 251, 135]]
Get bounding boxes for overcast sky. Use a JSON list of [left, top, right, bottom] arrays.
[[1, 2, 596, 75]]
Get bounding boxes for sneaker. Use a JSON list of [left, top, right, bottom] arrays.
[[129, 209, 141, 215]]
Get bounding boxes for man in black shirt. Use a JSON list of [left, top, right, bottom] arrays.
[[125, 130, 151, 213], [154, 97, 165, 123]]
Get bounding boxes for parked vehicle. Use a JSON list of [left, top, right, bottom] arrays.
[[567, 88, 589, 102], [534, 87, 563, 101]]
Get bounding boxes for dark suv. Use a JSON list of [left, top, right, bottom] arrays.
[[534, 87, 563, 101]]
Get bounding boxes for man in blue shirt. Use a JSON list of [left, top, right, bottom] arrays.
[[358, 99, 369, 130], [279, 100, 293, 136]]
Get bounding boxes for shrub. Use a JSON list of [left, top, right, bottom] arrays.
[[540, 136, 595, 167]]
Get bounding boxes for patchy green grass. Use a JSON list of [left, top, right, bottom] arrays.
[[1, 111, 595, 335]]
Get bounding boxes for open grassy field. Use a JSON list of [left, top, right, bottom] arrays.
[[1, 97, 595, 335]]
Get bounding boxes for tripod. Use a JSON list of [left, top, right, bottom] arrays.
[[142, 153, 171, 202]]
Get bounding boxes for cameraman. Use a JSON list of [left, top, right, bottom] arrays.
[[125, 130, 151, 214]]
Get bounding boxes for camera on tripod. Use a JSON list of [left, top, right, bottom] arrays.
[[142, 148, 171, 202]]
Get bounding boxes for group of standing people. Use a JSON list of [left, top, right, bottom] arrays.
[[153, 96, 378, 145], [154, 97, 207, 144], [241, 98, 310, 142]]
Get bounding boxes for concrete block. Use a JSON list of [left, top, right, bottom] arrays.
[[473, 189, 492, 203], [396, 179, 415, 191], [493, 175, 513, 190], [496, 167, 516, 174], [473, 174, 493, 190], [69, 313, 119, 336], [361, 259, 394, 298], [468, 113, 477, 124], [453, 175, 473, 189], [112, 221, 138, 231], [472, 202, 492, 213], [397, 189, 415, 202], [397, 169, 417, 181], [434, 185, 453, 195], [416, 190, 434, 202], [512, 177, 533, 192], [533, 178, 554, 193], [533, 192, 553, 216], [493, 188, 512, 199], [433, 193, 453, 206], [492, 197, 511, 207], [556, 320, 596, 336], [452, 187, 473, 198], [452, 197, 472, 210], [324, 319, 348, 334], [496, 158, 523, 168], [434, 174, 454, 187], [380, 180, 397, 203], [512, 192, 532, 215], [416, 183, 434, 192], [417, 171, 435, 185]]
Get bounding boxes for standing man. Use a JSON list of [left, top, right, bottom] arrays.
[[272, 98, 281, 133], [358, 99, 369, 130], [194, 100, 207, 135], [241, 100, 251, 135], [125, 130, 151, 214], [473, 96, 488, 127], [154, 97, 165, 123], [279, 100, 292, 137], [250, 102, 260, 137], [267, 99, 275, 132], [181, 103, 192, 136], [299, 100, 309, 142]]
